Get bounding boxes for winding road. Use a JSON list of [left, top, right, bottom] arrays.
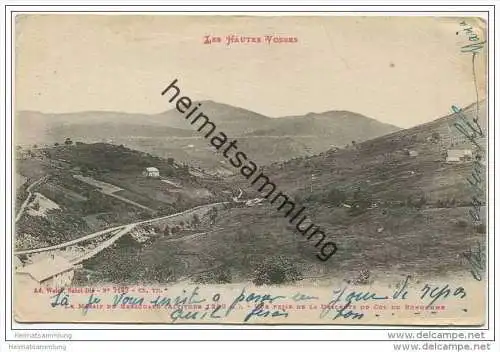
[[69, 224, 136, 265], [14, 201, 230, 256]]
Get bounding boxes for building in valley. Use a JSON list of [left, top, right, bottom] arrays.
[[142, 167, 160, 178], [446, 149, 473, 163], [16, 255, 74, 288]]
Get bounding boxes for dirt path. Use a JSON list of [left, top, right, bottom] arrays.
[[14, 176, 48, 223], [107, 193, 155, 212], [70, 224, 136, 265], [14, 201, 230, 255], [73, 174, 154, 211]]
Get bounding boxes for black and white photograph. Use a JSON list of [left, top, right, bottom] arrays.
[[10, 14, 490, 327]]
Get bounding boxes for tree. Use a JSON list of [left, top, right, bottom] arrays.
[[167, 157, 175, 166], [192, 214, 201, 228], [252, 255, 303, 286], [194, 266, 232, 284], [171, 225, 181, 235], [209, 208, 218, 224], [54, 142, 60, 147], [151, 264, 175, 283], [64, 138, 73, 146], [181, 163, 189, 173]]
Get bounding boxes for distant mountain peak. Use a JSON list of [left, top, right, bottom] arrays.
[[303, 110, 369, 118]]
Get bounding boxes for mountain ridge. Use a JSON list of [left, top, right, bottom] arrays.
[[16, 101, 403, 169]]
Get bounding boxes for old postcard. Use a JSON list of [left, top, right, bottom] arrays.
[[12, 15, 488, 325]]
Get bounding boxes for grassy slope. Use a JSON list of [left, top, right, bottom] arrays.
[[17, 102, 401, 171], [100, 102, 487, 283], [19, 102, 487, 283], [14, 143, 233, 250]]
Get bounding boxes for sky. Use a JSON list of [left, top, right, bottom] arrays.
[[15, 15, 487, 128]]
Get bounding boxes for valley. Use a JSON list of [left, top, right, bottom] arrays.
[[14, 100, 487, 287], [16, 101, 400, 171]]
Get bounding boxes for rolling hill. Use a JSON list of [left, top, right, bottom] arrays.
[[246, 110, 401, 146], [14, 142, 234, 251], [156, 100, 273, 134], [261, 100, 487, 201], [15, 101, 401, 170], [16, 100, 488, 285], [121, 100, 486, 283]]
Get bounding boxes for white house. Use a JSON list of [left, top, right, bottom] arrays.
[[16, 255, 74, 288], [142, 167, 160, 178], [446, 149, 473, 163]]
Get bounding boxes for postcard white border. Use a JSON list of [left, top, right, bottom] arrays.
[[1, 2, 497, 349]]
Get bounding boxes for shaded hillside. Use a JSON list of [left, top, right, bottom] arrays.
[[185, 101, 488, 280], [156, 100, 273, 134], [45, 142, 187, 175], [45, 124, 195, 143], [260, 100, 487, 204], [15, 142, 235, 250], [16, 101, 401, 170], [35, 102, 488, 284], [15, 101, 272, 145], [247, 110, 401, 147], [15, 112, 195, 146]]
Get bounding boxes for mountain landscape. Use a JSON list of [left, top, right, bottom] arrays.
[[16, 101, 401, 171], [207, 100, 487, 281], [14, 100, 486, 286]]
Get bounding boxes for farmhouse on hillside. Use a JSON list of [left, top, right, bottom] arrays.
[[142, 167, 160, 178], [407, 150, 419, 157], [16, 255, 75, 288], [446, 149, 473, 163]]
